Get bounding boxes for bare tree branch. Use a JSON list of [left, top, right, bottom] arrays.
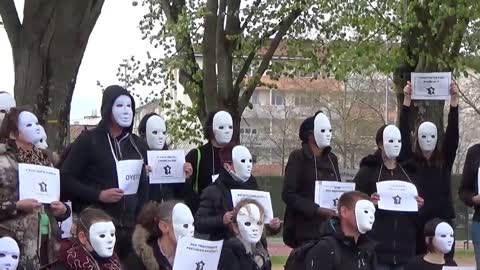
[[0, 0, 21, 46], [460, 88, 480, 116]]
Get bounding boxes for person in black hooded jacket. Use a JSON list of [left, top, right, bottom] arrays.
[[60, 85, 149, 260]]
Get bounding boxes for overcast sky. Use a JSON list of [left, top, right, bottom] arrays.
[[0, 0, 150, 120]]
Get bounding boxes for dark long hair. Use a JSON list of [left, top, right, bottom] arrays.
[[413, 126, 445, 168]]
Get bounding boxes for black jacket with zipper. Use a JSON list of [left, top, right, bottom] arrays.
[[354, 152, 419, 266], [459, 144, 480, 221]]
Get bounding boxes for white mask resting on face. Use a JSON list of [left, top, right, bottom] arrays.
[[231, 146, 253, 182], [382, 125, 402, 160], [89, 221, 116, 258], [0, 237, 20, 270], [34, 125, 48, 150], [355, 200, 376, 234], [314, 113, 332, 149], [417, 122, 437, 153], [237, 203, 264, 245], [146, 115, 167, 150], [172, 203, 195, 241], [212, 111, 233, 145], [0, 93, 15, 124], [433, 222, 454, 254], [18, 112, 43, 144], [112, 95, 133, 128]]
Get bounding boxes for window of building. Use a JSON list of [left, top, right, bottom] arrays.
[[240, 127, 258, 135], [294, 95, 309, 106], [271, 91, 285, 106]]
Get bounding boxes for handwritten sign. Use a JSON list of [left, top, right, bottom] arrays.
[[148, 150, 185, 184], [231, 189, 274, 223], [116, 160, 143, 195], [18, 163, 60, 204], [412, 72, 451, 100]]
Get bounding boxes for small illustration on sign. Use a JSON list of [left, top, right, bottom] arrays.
[[163, 165, 172, 175], [426, 86, 435, 95], [39, 182, 47, 193], [393, 195, 402, 205], [195, 261, 205, 270]]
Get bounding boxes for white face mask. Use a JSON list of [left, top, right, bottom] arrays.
[[354, 200, 376, 234], [382, 125, 402, 159], [34, 126, 48, 150], [433, 222, 454, 254], [231, 146, 253, 182], [0, 93, 15, 124], [89, 221, 116, 258], [146, 115, 166, 150], [112, 95, 133, 128], [237, 203, 264, 244], [0, 237, 19, 270], [172, 203, 195, 241], [314, 113, 332, 149], [418, 122, 437, 153], [18, 112, 43, 144], [212, 111, 233, 145]]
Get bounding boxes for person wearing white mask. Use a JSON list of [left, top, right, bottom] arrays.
[[400, 81, 459, 258], [0, 91, 16, 124], [60, 85, 149, 261], [404, 218, 457, 269], [195, 144, 281, 241], [0, 236, 20, 270], [185, 110, 234, 213], [282, 111, 341, 248], [218, 199, 272, 270], [354, 125, 424, 270], [125, 201, 194, 270]]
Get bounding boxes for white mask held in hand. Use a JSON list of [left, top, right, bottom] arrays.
[[417, 122, 437, 153], [382, 125, 402, 160], [112, 95, 133, 128], [355, 200, 376, 234], [433, 222, 454, 254], [314, 112, 332, 149], [237, 203, 264, 244], [89, 221, 116, 258], [35, 126, 48, 150], [146, 115, 167, 150], [212, 111, 233, 145], [172, 203, 195, 241], [232, 146, 253, 182], [0, 92, 15, 124], [0, 237, 19, 270], [18, 111, 43, 144]]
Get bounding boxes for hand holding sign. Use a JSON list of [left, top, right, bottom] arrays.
[[99, 188, 124, 203], [376, 180, 418, 212], [15, 199, 41, 214], [148, 150, 186, 184], [18, 164, 60, 204]]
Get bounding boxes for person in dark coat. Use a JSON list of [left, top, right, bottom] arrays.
[[305, 191, 377, 270], [354, 124, 424, 270], [282, 112, 341, 248], [60, 85, 149, 260], [399, 81, 459, 258], [194, 143, 281, 241], [458, 143, 480, 267]]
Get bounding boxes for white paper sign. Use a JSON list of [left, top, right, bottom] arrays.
[[173, 238, 223, 270], [443, 267, 475, 270], [147, 150, 186, 184], [314, 181, 356, 211], [231, 189, 274, 224], [116, 160, 143, 195], [18, 163, 60, 204], [59, 201, 73, 239], [376, 180, 418, 212], [411, 72, 451, 100]]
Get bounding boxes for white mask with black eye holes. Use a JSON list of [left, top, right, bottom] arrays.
[[231, 145, 253, 182], [0, 237, 20, 270], [355, 200, 376, 234], [0, 92, 15, 124], [314, 113, 332, 149], [382, 125, 402, 160], [35, 125, 48, 150], [146, 115, 166, 150], [433, 222, 454, 254], [417, 122, 437, 153], [111, 95, 133, 128], [212, 111, 233, 145], [172, 203, 195, 241], [18, 111, 43, 144], [89, 221, 116, 258], [237, 203, 264, 244]]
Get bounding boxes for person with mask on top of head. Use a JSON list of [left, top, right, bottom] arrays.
[[0, 91, 16, 124], [137, 113, 193, 202], [399, 81, 459, 258], [218, 199, 272, 270], [195, 143, 281, 241], [60, 85, 148, 261], [184, 110, 234, 213], [0, 236, 20, 270], [282, 111, 341, 248], [53, 208, 121, 270], [404, 218, 457, 270], [354, 125, 424, 270], [124, 201, 195, 270], [0, 108, 71, 269]]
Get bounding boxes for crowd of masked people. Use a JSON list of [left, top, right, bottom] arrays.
[[0, 80, 478, 270]]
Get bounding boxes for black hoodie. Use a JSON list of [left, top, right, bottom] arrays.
[[60, 85, 149, 228], [458, 144, 480, 221], [218, 238, 272, 270]]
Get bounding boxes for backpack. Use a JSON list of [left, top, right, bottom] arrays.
[[284, 236, 341, 270]]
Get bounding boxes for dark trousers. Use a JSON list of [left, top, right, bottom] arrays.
[[115, 227, 134, 261], [416, 218, 455, 260]]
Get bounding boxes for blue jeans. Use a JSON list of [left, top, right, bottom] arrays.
[[376, 265, 404, 270], [471, 221, 480, 269]]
